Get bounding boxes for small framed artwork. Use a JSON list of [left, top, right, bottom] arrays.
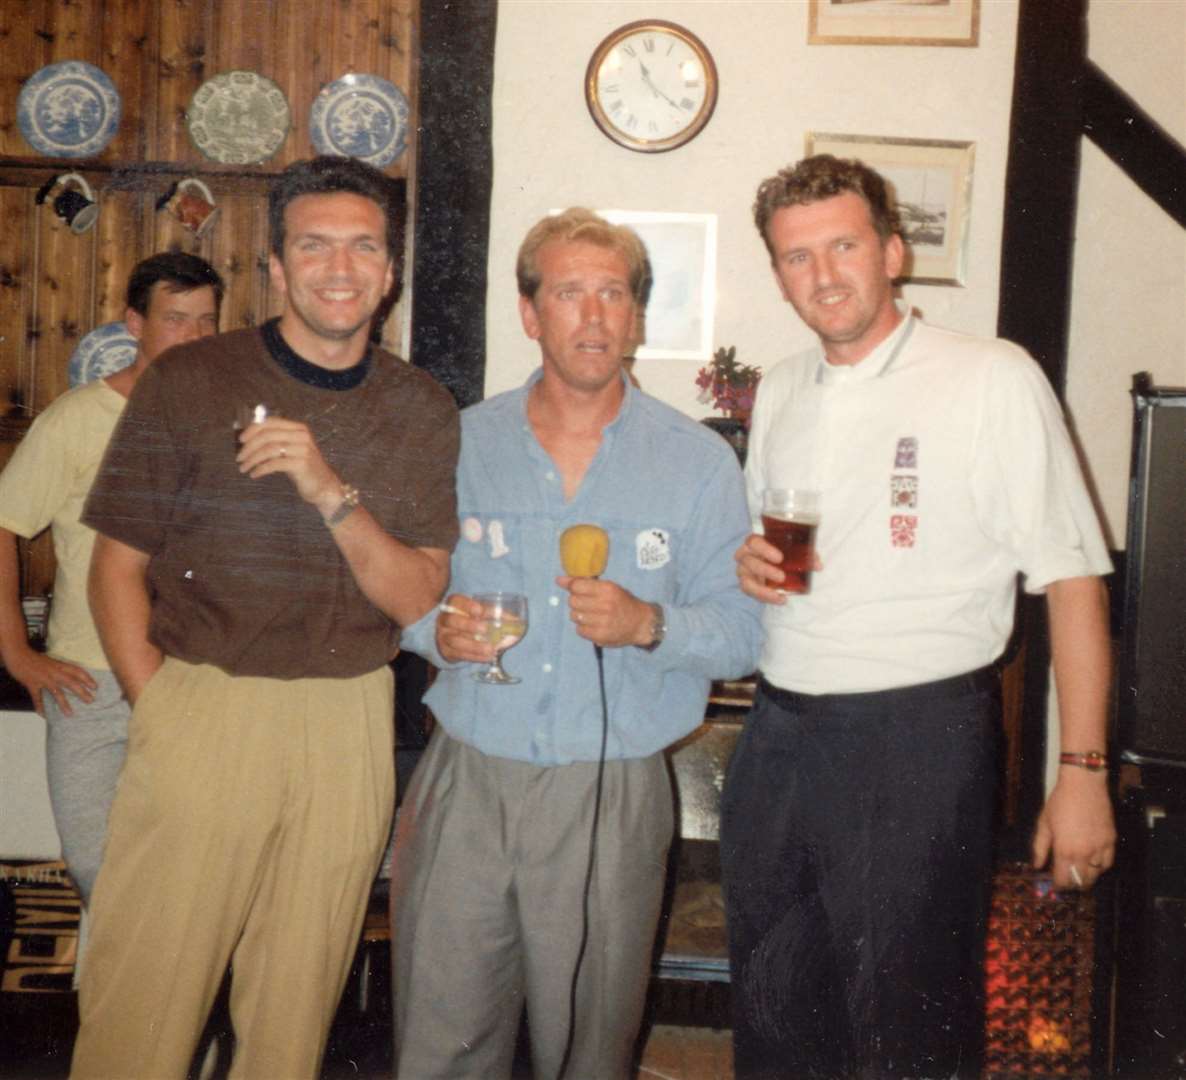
[[598, 209, 717, 360], [808, 0, 980, 47], [806, 132, 975, 286]]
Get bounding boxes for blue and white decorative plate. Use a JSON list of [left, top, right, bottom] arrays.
[[68, 322, 137, 387], [187, 70, 290, 165], [17, 61, 121, 159], [310, 73, 409, 167]]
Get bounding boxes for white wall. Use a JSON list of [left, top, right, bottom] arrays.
[[486, 0, 1020, 414], [1069, 0, 1186, 546]]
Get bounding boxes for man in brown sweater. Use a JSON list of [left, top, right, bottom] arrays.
[[71, 157, 459, 1079]]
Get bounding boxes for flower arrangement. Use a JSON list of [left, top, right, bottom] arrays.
[[695, 346, 762, 425]]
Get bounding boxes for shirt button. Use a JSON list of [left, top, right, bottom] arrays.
[[546, 471, 556, 482], [542, 663, 553, 673], [549, 596, 559, 607]]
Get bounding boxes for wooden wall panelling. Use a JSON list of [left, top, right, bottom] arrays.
[[42, 0, 101, 66], [0, 8, 43, 159], [206, 191, 272, 333], [32, 204, 94, 412], [216, 0, 263, 88], [0, 188, 35, 419], [273, 0, 318, 170], [98, 0, 153, 165], [155, 0, 210, 167], [94, 185, 146, 324]]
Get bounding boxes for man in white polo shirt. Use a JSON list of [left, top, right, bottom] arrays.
[[723, 154, 1116, 1079]]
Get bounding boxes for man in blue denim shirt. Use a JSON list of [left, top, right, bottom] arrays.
[[392, 208, 761, 1079]]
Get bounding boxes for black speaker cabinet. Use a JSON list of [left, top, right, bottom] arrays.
[[1113, 793, 1186, 1078], [1117, 375, 1186, 767]]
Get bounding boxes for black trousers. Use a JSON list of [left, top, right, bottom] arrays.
[[720, 669, 1000, 1080]]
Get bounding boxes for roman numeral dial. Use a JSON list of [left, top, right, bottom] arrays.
[[585, 20, 718, 153]]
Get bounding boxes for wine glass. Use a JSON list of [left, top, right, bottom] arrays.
[[472, 592, 529, 685]]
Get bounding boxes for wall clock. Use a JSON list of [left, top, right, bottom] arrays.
[[585, 20, 718, 153]]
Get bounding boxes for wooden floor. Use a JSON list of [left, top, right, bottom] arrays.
[[638, 1025, 734, 1080]]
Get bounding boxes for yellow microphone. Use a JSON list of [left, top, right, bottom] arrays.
[[559, 524, 609, 578]]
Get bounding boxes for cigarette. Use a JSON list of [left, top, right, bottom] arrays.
[[1069, 864, 1084, 888], [438, 603, 467, 616]]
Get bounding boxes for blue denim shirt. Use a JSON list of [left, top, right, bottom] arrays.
[[401, 370, 763, 765]]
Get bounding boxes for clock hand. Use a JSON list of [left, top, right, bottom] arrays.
[[638, 59, 660, 98], [638, 58, 682, 110]]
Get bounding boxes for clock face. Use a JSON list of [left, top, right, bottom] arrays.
[[586, 21, 718, 153]]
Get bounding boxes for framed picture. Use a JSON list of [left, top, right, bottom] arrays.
[[808, 0, 979, 47], [806, 132, 975, 286], [598, 209, 717, 360]]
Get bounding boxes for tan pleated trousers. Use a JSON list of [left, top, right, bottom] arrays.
[[71, 658, 395, 1080]]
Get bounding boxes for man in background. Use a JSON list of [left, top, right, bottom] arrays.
[[392, 208, 761, 1079], [71, 156, 459, 1079], [723, 154, 1116, 1079], [0, 252, 222, 904]]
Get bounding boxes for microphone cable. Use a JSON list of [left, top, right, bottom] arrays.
[[555, 642, 609, 1080]]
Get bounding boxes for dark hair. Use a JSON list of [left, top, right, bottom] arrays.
[[126, 252, 225, 316], [753, 154, 901, 257], [516, 208, 650, 303], [268, 156, 400, 258]]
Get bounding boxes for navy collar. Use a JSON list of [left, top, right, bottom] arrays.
[[261, 318, 371, 391]]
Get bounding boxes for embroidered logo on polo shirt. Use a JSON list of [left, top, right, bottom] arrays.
[[891, 437, 920, 545], [636, 528, 670, 570], [891, 514, 918, 548], [894, 437, 918, 469], [890, 475, 918, 509]]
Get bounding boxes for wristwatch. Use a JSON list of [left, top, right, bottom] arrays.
[[638, 602, 666, 652], [326, 483, 360, 528]]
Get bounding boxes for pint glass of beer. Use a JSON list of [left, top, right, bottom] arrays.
[[761, 488, 821, 594]]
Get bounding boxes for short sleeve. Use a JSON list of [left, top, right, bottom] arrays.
[[0, 402, 77, 539], [396, 382, 460, 551], [972, 348, 1111, 592]]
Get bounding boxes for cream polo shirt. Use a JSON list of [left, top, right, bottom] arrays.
[[745, 312, 1111, 695], [0, 379, 125, 668]]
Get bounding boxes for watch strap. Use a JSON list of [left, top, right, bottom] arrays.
[[326, 484, 360, 528], [638, 602, 666, 652], [1058, 750, 1108, 773]]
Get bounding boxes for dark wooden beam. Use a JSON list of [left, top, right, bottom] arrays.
[[409, 1, 497, 408], [1082, 60, 1186, 230], [995, 0, 1089, 860], [997, 0, 1088, 396]]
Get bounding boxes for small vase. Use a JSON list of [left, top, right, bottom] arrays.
[[701, 416, 748, 467]]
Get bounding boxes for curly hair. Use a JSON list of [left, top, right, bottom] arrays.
[[753, 154, 901, 256]]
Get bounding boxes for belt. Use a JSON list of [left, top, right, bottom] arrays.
[[757, 664, 1000, 714]]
